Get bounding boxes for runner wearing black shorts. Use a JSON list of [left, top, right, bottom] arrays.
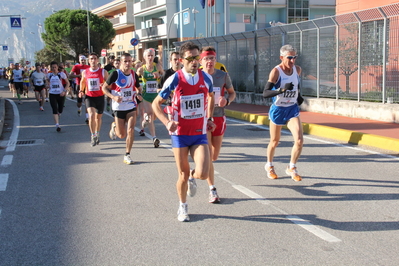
[[30, 63, 47, 111]]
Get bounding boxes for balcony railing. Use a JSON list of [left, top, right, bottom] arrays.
[[134, 0, 166, 14], [109, 17, 120, 25], [108, 14, 134, 28], [137, 23, 168, 39], [141, 0, 157, 9]]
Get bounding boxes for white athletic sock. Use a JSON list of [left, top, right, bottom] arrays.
[[265, 162, 273, 167], [180, 202, 187, 206], [289, 163, 296, 169], [209, 185, 215, 190]]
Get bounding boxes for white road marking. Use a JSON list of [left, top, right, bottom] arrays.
[[1, 155, 13, 166], [225, 179, 342, 243], [5, 100, 20, 152], [0, 174, 9, 191], [287, 215, 342, 243]]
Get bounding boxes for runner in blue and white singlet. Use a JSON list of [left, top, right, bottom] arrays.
[[262, 44, 304, 182], [268, 65, 300, 126]]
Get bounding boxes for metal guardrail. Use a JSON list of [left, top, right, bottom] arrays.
[[174, 3, 399, 104]]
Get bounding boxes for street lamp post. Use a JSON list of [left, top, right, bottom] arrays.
[[166, 8, 190, 55], [37, 23, 43, 51], [192, 7, 199, 39], [87, 0, 91, 53], [30, 31, 36, 62], [6, 37, 11, 64]]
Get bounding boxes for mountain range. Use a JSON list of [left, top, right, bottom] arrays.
[[0, 0, 111, 67]]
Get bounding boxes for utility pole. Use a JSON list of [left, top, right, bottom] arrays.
[[253, 0, 259, 97], [87, 0, 91, 54]]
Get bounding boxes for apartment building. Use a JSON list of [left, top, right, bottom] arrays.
[[92, 0, 136, 60], [93, 0, 336, 65], [336, 0, 398, 14]]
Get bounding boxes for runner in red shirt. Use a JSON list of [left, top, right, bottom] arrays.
[[152, 42, 216, 222], [79, 53, 109, 147], [70, 55, 90, 118]]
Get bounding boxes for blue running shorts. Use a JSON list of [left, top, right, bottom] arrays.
[[171, 134, 208, 148], [269, 104, 300, 126]]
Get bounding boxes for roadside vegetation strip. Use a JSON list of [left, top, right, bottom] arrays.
[[225, 109, 399, 153]]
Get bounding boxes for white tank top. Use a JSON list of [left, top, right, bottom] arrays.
[[273, 66, 299, 107]]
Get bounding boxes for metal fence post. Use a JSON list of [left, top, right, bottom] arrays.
[[378, 7, 388, 103]]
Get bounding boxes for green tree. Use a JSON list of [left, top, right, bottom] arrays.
[[42, 9, 115, 61], [35, 46, 65, 65]]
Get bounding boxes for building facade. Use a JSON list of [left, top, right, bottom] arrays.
[[93, 0, 336, 66], [336, 0, 398, 14]]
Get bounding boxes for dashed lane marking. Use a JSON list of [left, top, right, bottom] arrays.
[[1, 155, 13, 166], [0, 174, 9, 191]]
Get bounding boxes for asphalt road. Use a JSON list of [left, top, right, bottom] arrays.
[[0, 86, 398, 265]]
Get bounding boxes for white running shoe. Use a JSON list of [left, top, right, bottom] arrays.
[[177, 204, 189, 222], [187, 171, 197, 197], [142, 113, 149, 128], [209, 188, 220, 203], [90, 136, 97, 147], [109, 122, 116, 140], [124, 154, 134, 165]]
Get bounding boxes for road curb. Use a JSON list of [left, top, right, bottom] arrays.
[[0, 97, 5, 138], [225, 109, 399, 153]]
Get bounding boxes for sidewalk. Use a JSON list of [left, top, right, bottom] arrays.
[[225, 102, 399, 153]]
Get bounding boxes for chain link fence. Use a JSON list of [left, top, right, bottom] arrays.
[[174, 3, 399, 104]]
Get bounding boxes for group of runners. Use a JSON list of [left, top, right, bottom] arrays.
[[6, 42, 304, 222], [152, 42, 303, 222], [3, 63, 36, 104]]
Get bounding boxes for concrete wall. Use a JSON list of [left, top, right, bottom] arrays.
[[234, 92, 399, 123]]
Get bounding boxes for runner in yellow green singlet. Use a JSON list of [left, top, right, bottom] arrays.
[[137, 48, 164, 147], [142, 62, 160, 103]]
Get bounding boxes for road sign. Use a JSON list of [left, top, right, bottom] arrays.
[[10, 17, 22, 29], [183, 11, 190, 25], [3, 46, 8, 51], [130, 38, 139, 46], [101, 49, 107, 57]]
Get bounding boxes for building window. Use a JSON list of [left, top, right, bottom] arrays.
[[288, 0, 309, 23], [236, 14, 252, 23], [116, 34, 125, 42], [211, 13, 221, 24], [243, 14, 251, 24]]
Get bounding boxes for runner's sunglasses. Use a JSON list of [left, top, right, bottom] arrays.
[[184, 55, 200, 62]]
